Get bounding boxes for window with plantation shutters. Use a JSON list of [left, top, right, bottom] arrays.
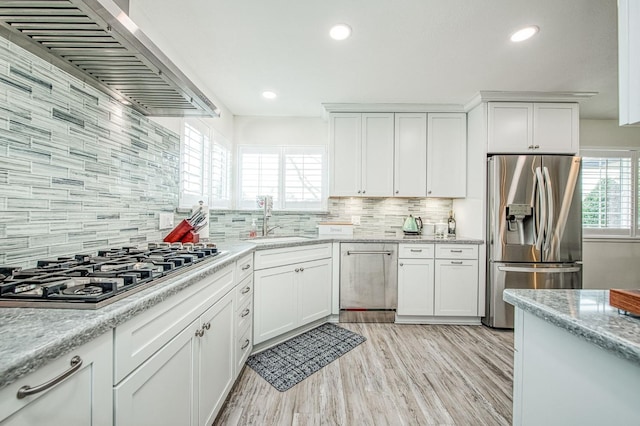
[[179, 119, 231, 209], [237, 146, 326, 211], [581, 150, 637, 237]]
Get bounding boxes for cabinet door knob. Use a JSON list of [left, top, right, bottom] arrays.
[[195, 329, 204, 337], [300, 267, 304, 272], [427, 190, 432, 194], [399, 262, 403, 266], [534, 145, 540, 149], [203, 322, 211, 330], [395, 190, 399, 194], [528, 145, 534, 149], [357, 190, 361, 194], [295, 268, 300, 272], [362, 190, 366, 194]]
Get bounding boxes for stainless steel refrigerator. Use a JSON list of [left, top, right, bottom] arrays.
[[483, 155, 583, 328]]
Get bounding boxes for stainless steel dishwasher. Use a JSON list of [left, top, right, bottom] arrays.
[[339, 243, 397, 323]]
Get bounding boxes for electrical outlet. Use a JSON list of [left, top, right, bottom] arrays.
[[159, 213, 174, 229], [351, 215, 361, 225]]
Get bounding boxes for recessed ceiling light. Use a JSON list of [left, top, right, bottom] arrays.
[[510, 26, 539, 42], [262, 91, 277, 99], [330, 24, 352, 41]]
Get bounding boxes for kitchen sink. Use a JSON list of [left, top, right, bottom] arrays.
[[248, 236, 313, 245]]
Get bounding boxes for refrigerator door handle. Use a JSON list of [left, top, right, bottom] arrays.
[[534, 167, 546, 250], [543, 166, 554, 252], [497, 266, 581, 273]]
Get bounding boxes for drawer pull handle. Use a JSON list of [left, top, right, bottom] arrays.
[[241, 286, 251, 294], [241, 339, 251, 350], [451, 261, 464, 265], [241, 308, 251, 318], [410, 249, 422, 252], [17, 356, 83, 399], [241, 264, 251, 271], [203, 322, 211, 330], [450, 250, 463, 253]]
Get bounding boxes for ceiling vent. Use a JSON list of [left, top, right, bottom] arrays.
[[0, 0, 219, 117]]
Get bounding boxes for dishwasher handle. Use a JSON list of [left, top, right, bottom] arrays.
[[346, 250, 393, 256]]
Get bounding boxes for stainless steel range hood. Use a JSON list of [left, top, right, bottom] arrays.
[[0, 0, 219, 117]]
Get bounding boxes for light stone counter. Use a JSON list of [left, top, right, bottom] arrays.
[[1, 235, 484, 390], [248, 234, 484, 250], [0, 243, 254, 389], [504, 289, 640, 366]]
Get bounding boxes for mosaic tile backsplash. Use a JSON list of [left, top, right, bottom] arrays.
[[179, 197, 454, 242], [0, 38, 179, 268], [0, 37, 454, 268]]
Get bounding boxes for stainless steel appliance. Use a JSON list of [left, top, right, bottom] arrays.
[[0, 243, 225, 309], [484, 155, 582, 328], [339, 243, 398, 322]]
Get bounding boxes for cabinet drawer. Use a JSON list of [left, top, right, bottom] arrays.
[[399, 244, 434, 259], [235, 275, 253, 308], [254, 243, 331, 270], [236, 253, 254, 282], [114, 265, 234, 384], [0, 332, 112, 425], [435, 244, 478, 259], [236, 297, 253, 332], [236, 325, 252, 373]]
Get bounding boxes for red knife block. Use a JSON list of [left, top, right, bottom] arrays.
[[163, 219, 194, 243]]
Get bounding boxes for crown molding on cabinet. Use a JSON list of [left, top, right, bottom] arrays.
[[321, 103, 465, 120], [464, 91, 598, 112]]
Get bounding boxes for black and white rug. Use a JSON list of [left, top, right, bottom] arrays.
[[246, 323, 366, 392]]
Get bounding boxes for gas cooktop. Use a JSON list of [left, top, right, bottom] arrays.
[[0, 243, 226, 309]]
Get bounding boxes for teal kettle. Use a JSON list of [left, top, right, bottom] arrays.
[[402, 215, 423, 235]]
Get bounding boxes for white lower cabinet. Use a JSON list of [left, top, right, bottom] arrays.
[[434, 259, 479, 316], [254, 244, 332, 345], [397, 244, 435, 316], [0, 332, 112, 426], [197, 292, 235, 426], [396, 243, 480, 322], [114, 320, 199, 426], [114, 290, 235, 426]]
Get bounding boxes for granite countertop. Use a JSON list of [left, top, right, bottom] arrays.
[[0, 242, 254, 390], [247, 234, 484, 250], [504, 289, 640, 367], [0, 234, 485, 390]]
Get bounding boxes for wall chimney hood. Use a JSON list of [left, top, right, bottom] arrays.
[[0, 0, 219, 117]]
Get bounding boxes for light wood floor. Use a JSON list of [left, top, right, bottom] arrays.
[[214, 323, 514, 426]]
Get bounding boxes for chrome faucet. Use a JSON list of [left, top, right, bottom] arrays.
[[258, 195, 279, 236]]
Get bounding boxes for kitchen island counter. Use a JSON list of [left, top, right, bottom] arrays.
[[504, 289, 640, 424], [504, 289, 640, 366], [0, 242, 254, 390]]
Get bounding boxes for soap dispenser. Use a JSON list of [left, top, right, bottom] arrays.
[[249, 219, 257, 238]]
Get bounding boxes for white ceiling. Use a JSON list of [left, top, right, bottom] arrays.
[[129, 0, 618, 119]]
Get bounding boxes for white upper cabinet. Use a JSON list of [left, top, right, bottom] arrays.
[[394, 113, 427, 197], [619, 0, 640, 125], [487, 102, 578, 154], [329, 113, 394, 197], [487, 102, 533, 152], [427, 113, 467, 198], [329, 113, 361, 196], [362, 113, 395, 196], [330, 111, 467, 198]]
